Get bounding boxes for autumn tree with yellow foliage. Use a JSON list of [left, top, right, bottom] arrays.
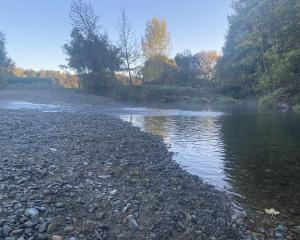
[[141, 17, 176, 84], [141, 17, 171, 59]]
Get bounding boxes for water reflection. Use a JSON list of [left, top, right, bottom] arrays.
[[121, 111, 300, 223], [219, 114, 300, 219], [120, 114, 228, 188]]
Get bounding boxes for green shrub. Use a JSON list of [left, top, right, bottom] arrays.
[[258, 94, 277, 112]]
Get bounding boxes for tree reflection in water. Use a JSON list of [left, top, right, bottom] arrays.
[[121, 111, 300, 223]]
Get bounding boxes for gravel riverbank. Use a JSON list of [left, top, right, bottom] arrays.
[[0, 110, 251, 240], [0, 89, 253, 239]]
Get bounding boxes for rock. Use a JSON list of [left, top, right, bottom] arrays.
[[185, 213, 192, 222], [5, 237, 16, 240], [121, 203, 130, 213], [51, 235, 63, 240], [39, 223, 47, 233], [275, 231, 284, 238], [94, 230, 101, 239], [13, 203, 22, 209], [24, 221, 34, 228], [72, 218, 78, 224], [24, 208, 39, 219], [55, 202, 64, 208], [2, 225, 12, 237], [96, 212, 105, 220], [109, 189, 118, 196], [64, 225, 74, 232], [98, 175, 111, 179], [47, 223, 58, 233], [275, 224, 287, 232], [292, 226, 300, 234], [236, 218, 244, 224], [15, 209, 24, 217], [0, 218, 6, 226], [11, 229, 24, 235], [177, 221, 185, 232], [127, 215, 139, 230]]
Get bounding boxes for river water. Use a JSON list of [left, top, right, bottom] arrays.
[[1, 100, 300, 223], [120, 109, 300, 222]]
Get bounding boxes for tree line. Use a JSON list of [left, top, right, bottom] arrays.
[[0, 32, 14, 88], [0, 32, 78, 89], [216, 0, 300, 98], [12, 68, 79, 88], [63, 0, 219, 92], [1, 0, 300, 109]]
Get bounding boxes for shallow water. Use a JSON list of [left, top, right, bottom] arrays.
[[1, 100, 300, 222], [0, 100, 66, 112], [119, 109, 300, 223]]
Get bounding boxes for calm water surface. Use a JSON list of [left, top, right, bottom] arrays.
[[119, 109, 300, 223], [1, 101, 300, 222]]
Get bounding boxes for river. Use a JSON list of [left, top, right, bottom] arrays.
[[1, 99, 299, 224]]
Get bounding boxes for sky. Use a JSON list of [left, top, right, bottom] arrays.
[[0, 0, 232, 71]]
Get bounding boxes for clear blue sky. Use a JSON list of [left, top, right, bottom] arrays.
[[0, 0, 231, 70]]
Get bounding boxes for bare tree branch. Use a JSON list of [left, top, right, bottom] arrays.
[[117, 7, 140, 85], [70, 0, 99, 37]]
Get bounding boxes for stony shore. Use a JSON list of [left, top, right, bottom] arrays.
[[0, 107, 253, 240]]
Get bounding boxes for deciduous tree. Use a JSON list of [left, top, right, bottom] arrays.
[[217, 0, 300, 95], [141, 17, 171, 58], [0, 32, 14, 88], [117, 7, 140, 85], [64, 0, 121, 90]]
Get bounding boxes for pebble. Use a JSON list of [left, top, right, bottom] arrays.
[[109, 189, 118, 195], [5, 237, 16, 240], [55, 202, 65, 208], [24, 208, 39, 219], [39, 222, 47, 233], [275, 224, 287, 232], [127, 215, 139, 230], [51, 235, 63, 240], [24, 221, 34, 228], [292, 226, 300, 234], [2, 225, 12, 236], [121, 203, 130, 213], [11, 229, 24, 235], [47, 223, 59, 233], [64, 225, 74, 232]]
